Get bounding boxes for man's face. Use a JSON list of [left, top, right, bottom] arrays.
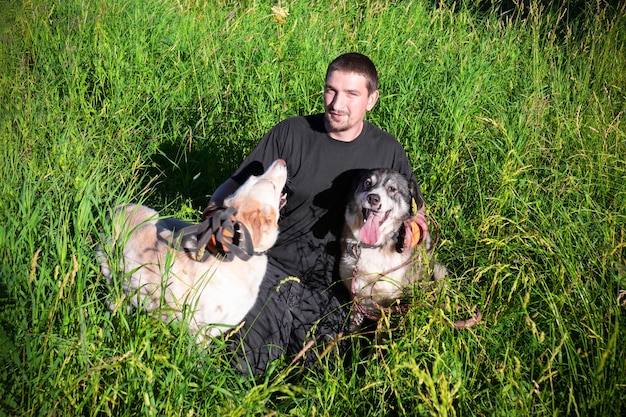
[[324, 70, 379, 141]]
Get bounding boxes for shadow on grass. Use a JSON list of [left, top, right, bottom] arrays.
[[461, 0, 588, 22], [432, 0, 604, 41], [142, 117, 252, 214]]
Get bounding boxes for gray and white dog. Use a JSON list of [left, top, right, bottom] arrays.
[[339, 168, 449, 332]]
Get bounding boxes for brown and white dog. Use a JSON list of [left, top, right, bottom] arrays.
[[97, 159, 288, 342], [339, 168, 476, 332]]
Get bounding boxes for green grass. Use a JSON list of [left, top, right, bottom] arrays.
[[1, 0, 625, 415]]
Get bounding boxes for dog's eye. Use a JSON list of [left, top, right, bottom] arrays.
[[387, 185, 396, 193], [364, 178, 373, 188]]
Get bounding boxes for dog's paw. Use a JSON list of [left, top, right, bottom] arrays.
[[348, 310, 365, 333], [432, 262, 448, 281]]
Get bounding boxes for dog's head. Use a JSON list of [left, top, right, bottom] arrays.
[[345, 168, 422, 247], [224, 159, 288, 252]]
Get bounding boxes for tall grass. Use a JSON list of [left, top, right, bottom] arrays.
[[1, 0, 625, 415]]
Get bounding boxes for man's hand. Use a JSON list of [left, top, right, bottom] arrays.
[[413, 205, 430, 245]]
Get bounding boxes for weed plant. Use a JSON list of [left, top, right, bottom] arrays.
[[1, 0, 625, 415]]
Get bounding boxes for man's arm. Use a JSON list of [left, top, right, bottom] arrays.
[[209, 178, 241, 206]]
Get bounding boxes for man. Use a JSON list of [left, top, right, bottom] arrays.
[[210, 52, 428, 375]]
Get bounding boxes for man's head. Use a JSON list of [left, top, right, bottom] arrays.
[[326, 52, 379, 94], [324, 52, 380, 142]]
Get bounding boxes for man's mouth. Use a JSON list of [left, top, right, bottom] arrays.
[[328, 110, 347, 119]]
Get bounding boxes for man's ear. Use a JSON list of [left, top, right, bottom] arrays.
[[366, 89, 379, 111]]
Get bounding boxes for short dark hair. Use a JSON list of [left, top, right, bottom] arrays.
[[326, 52, 379, 93]]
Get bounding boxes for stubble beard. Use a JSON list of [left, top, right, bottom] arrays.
[[324, 110, 351, 133]]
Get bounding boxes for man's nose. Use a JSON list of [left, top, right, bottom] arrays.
[[331, 92, 346, 109]]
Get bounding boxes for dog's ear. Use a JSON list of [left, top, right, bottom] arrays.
[[353, 169, 371, 192], [409, 179, 424, 214], [242, 205, 277, 248]]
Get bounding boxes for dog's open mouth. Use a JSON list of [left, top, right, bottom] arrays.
[[360, 209, 389, 245], [279, 193, 287, 210]]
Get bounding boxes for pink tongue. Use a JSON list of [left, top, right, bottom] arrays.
[[360, 212, 382, 245]]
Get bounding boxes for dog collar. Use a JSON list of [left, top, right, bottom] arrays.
[[346, 240, 384, 259]]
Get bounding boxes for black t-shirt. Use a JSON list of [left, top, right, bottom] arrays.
[[232, 113, 418, 290]]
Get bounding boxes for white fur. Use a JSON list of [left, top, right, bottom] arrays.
[[97, 159, 287, 341]]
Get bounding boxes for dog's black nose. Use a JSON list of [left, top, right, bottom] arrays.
[[367, 193, 380, 206]]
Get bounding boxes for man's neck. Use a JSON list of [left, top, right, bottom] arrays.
[[325, 120, 365, 142]]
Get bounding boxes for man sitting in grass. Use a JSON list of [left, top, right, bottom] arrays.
[[209, 52, 429, 375]]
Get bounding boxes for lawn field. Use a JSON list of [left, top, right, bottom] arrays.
[[1, 0, 625, 415]]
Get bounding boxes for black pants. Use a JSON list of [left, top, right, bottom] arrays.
[[230, 262, 350, 375]]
